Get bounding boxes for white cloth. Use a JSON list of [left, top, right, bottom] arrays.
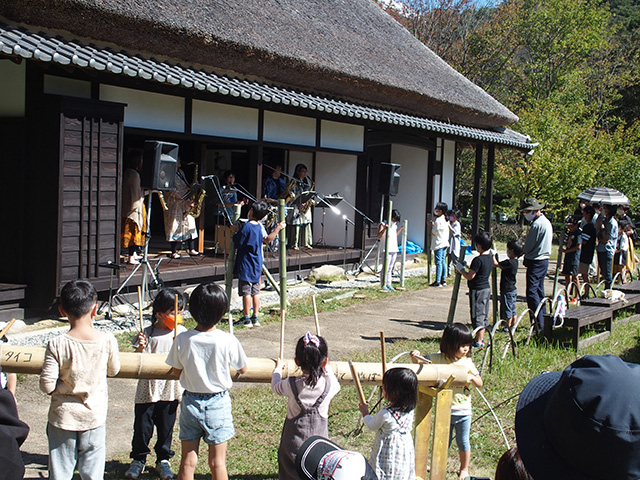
[[132, 325, 187, 403], [386, 221, 399, 253], [122, 168, 145, 229], [40, 332, 121, 431], [449, 220, 461, 257], [271, 366, 340, 419], [162, 168, 198, 242], [432, 214, 449, 250], [364, 407, 415, 480], [166, 329, 247, 393]]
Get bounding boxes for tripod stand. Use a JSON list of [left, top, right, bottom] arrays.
[[353, 238, 381, 276], [112, 193, 164, 311]]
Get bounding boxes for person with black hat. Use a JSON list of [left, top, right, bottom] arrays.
[[515, 354, 640, 479], [296, 436, 378, 480], [520, 198, 552, 330]]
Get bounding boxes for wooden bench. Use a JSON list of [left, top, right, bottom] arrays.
[[615, 281, 640, 294], [581, 293, 640, 325], [543, 305, 612, 351]]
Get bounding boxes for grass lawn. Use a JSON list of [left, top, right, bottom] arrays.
[[107, 273, 640, 479]]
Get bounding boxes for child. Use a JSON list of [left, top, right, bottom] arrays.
[[456, 231, 494, 348], [560, 216, 582, 302], [378, 209, 404, 291], [614, 219, 630, 283], [447, 209, 462, 278], [232, 200, 286, 327], [39, 279, 121, 480], [272, 333, 340, 480], [494, 240, 523, 329], [125, 288, 188, 480], [411, 323, 483, 480], [579, 205, 597, 286], [358, 367, 417, 480], [166, 283, 248, 480], [431, 202, 449, 287]]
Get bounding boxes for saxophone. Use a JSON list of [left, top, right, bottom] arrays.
[[300, 180, 316, 216], [280, 178, 297, 205], [156, 191, 169, 211], [187, 163, 206, 218]]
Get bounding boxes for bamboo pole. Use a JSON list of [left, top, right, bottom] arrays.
[[414, 387, 433, 480], [381, 199, 393, 288], [447, 272, 462, 324], [174, 294, 179, 340], [279, 199, 287, 315], [0, 345, 470, 386], [137, 286, 144, 333], [349, 360, 367, 405], [312, 295, 320, 335], [430, 388, 453, 480], [380, 331, 387, 375], [226, 204, 242, 334], [400, 218, 408, 287], [279, 309, 286, 360]]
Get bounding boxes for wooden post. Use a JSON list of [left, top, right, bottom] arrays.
[[226, 204, 242, 334], [414, 387, 433, 480], [400, 219, 408, 287], [430, 388, 453, 480], [380, 331, 387, 375], [426, 213, 433, 284], [381, 199, 393, 288], [279, 199, 287, 315], [553, 230, 566, 301]]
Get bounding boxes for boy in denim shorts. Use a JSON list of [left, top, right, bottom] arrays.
[[232, 201, 285, 327], [166, 283, 248, 480], [494, 240, 523, 330]]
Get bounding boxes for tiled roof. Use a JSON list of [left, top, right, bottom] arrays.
[[0, 22, 537, 150]]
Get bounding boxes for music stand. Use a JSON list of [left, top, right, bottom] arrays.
[[97, 261, 125, 320]]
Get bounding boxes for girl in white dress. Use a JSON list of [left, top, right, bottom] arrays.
[[358, 368, 417, 480]]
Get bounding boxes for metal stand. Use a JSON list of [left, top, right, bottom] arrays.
[[354, 239, 380, 276], [97, 261, 125, 320]]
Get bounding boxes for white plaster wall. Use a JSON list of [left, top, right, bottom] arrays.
[[440, 139, 456, 208], [320, 120, 364, 151], [44, 75, 91, 99], [0, 60, 25, 116], [192, 100, 258, 140], [264, 111, 316, 147], [100, 85, 184, 132], [389, 144, 429, 249], [313, 152, 357, 247]]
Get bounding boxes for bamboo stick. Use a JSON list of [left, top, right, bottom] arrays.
[[380, 331, 387, 375], [0, 318, 17, 339], [137, 286, 144, 333], [0, 345, 471, 386], [279, 309, 286, 360], [312, 295, 320, 335], [174, 294, 179, 340], [349, 360, 367, 405]]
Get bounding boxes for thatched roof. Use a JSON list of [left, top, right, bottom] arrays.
[[0, 0, 518, 129]]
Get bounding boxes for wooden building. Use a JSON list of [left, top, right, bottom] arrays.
[[0, 0, 535, 317]]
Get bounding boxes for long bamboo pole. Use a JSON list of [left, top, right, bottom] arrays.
[[226, 204, 242, 334], [312, 295, 320, 335], [137, 286, 144, 333], [0, 345, 470, 386]]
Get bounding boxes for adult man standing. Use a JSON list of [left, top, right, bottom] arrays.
[[521, 198, 553, 330]]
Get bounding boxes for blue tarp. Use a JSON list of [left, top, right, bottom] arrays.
[[399, 241, 424, 254]]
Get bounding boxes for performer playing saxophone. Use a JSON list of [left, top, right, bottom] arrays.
[[287, 163, 314, 250], [162, 157, 199, 258]]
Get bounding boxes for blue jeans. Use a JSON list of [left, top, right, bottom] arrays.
[[525, 258, 548, 329], [597, 251, 613, 289], [434, 247, 447, 283], [449, 413, 471, 452], [47, 422, 106, 480], [179, 391, 235, 445]]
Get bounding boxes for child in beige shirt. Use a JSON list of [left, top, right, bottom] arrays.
[[40, 279, 120, 480]]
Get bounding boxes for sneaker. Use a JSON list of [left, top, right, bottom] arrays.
[[387, 285, 396, 291], [232, 318, 245, 327], [243, 316, 253, 328], [472, 341, 485, 349], [124, 460, 145, 479], [381, 285, 391, 292], [156, 460, 175, 480], [251, 316, 261, 327], [429, 282, 440, 287]]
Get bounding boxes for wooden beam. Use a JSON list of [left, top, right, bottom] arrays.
[[471, 142, 483, 246], [485, 144, 495, 233]]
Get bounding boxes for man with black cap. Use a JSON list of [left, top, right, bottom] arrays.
[[520, 198, 552, 330], [515, 355, 640, 479]]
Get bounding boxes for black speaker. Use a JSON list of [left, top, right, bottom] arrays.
[[141, 141, 178, 191], [378, 162, 401, 196]]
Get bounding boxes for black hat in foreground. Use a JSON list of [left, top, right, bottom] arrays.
[[296, 436, 378, 480], [516, 355, 640, 480]]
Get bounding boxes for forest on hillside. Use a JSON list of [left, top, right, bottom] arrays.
[[379, 0, 640, 219]]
